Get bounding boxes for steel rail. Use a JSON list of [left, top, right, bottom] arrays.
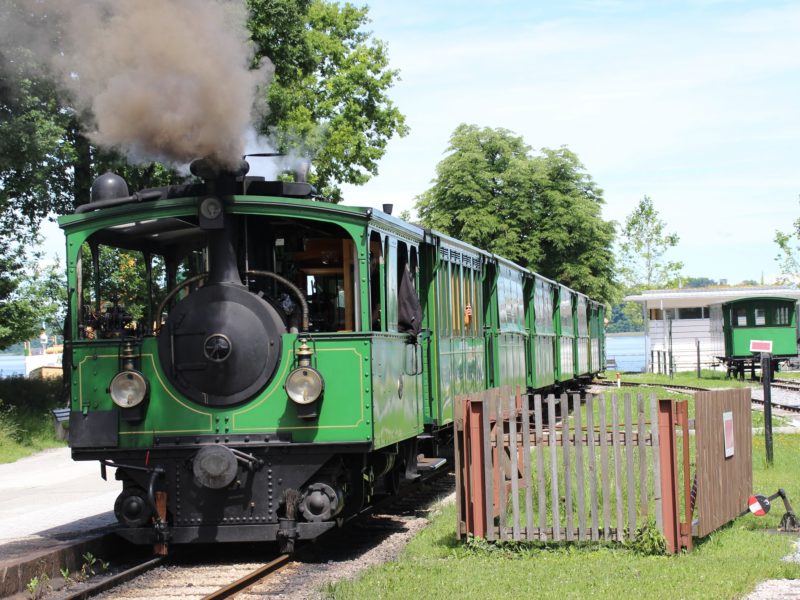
[[751, 397, 800, 414], [62, 557, 165, 600], [771, 380, 800, 392], [594, 379, 800, 413], [201, 553, 291, 600], [593, 380, 710, 393]]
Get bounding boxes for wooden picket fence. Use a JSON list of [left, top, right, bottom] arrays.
[[454, 386, 664, 544]]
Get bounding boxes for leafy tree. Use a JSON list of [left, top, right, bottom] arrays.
[[247, 0, 408, 200], [0, 239, 65, 349], [775, 211, 800, 286], [0, 0, 407, 245], [416, 124, 536, 263], [684, 276, 718, 288], [617, 195, 682, 290], [397, 209, 413, 222], [610, 196, 682, 333], [20, 257, 67, 337], [529, 147, 617, 303], [606, 302, 643, 333], [0, 244, 39, 349], [416, 124, 617, 303]]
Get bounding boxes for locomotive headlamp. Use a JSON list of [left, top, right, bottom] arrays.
[[285, 367, 324, 405], [110, 370, 148, 408]]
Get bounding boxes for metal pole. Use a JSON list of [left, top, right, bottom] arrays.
[[762, 352, 773, 466], [668, 318, 674, 379], [696, 339, 701, 379]]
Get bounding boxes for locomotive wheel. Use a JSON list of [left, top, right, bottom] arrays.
[[384, 460, 403, 495]]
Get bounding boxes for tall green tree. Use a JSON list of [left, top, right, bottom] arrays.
[[775, 210, 800, 286], [0, 0, 407, 243], [416, 124, 536, 263], [617, 195, 683, 290], [0, 238, 65, 349], [248, 0, 408, 200], [529, 147, 616, 302], [0, 242, 38, 349], [416, 124, 617, 303], [612, 195, 682, 332]]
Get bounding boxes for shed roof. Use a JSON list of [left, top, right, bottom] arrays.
[[624, 286, 800, 309]]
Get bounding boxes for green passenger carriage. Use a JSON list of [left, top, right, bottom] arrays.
[[60, 161, 605, 551]]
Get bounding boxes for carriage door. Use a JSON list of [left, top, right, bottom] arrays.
[[398, 242, 423, 432]]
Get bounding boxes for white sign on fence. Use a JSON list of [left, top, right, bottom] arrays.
[[723, 411, 735, 458]]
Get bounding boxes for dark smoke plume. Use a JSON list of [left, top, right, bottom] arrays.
[[1, 0, 271, 168]]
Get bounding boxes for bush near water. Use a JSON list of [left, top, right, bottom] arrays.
[[0, 376, 65, 463]]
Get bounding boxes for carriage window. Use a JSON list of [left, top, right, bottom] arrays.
[[754, 307, 766, 326], [385, 238, 398, 332], [560, 289, 573, 335], [465, 269, 476, 335], [397, 242, 422, 336], [775, 306, 790, 326], [577, 298, 589, 336], [735, 308, 747, 327], [436, 255, 450, 336], [369, 234, 383, 331], [450, 263, 460, 334]]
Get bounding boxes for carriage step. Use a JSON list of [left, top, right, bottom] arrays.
[[416, 456, 448, 473]]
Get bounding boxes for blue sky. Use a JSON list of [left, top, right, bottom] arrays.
[[337, 0, 800, 285], [40, 0, 800, 285]]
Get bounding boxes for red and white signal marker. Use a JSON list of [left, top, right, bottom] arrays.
[[748, 494, 771, 516]]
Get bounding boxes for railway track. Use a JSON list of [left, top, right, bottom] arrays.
[[202, 553, 291, 600], [750, 396, 800, 414], [594, 379, 800, 415], [55, 467, 452, 600], [771, 379, 800, 392], [60, 557, 166, 600], [593, 379, 709, 394]]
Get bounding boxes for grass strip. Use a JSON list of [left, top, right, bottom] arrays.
[[328, 435, 800, 600]]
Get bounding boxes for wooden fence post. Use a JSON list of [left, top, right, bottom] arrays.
[[677, 400, 693, 552], [658, 398, 692, 553], [658, 399, 680, 553]]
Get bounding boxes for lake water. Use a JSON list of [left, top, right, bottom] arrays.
[[1, 340, 647, 378], [0, 355, 25, 378], [605, 334, 646, 372]]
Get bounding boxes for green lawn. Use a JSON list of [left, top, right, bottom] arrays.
[[610, 369, 752, 388], [328, 435, 800, 600]]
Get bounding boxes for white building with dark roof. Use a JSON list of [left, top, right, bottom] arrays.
[[623, 287, 800, 372]]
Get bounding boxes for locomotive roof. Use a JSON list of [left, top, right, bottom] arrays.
[[59, 187, 585, 301]]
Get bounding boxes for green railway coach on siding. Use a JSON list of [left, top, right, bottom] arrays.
[[711, 296, 799, 378]]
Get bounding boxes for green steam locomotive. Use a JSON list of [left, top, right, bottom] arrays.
[[61, 159, 605, 551]]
